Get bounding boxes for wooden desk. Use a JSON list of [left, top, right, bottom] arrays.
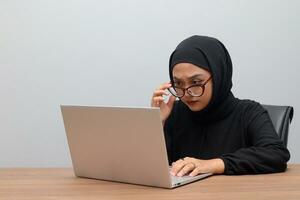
[[1, 164, 299, 200]]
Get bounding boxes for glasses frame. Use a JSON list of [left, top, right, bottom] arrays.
[[168, 76, 212, 98]]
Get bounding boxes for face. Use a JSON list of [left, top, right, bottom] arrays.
[[172, 63, 213, 111]]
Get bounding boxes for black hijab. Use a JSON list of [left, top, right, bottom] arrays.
[[169, 35, 238, 123]]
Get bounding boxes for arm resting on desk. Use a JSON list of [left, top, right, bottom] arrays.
[[220, 103, 290, 175]]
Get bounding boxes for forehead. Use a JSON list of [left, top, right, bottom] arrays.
[[172, 63, 210, 79]]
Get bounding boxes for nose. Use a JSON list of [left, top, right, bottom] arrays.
[[181, 90, 193, 100]]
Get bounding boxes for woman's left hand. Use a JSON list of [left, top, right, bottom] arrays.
[[170, 157, 225, 177]]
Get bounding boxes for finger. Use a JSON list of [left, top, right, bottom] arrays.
[[172, 158, 184, 166], [151, 96, 164, 107], [170, 159, 187, 176], [157, 82, 172, 91], [189, 166, 201, 177], [153, 96, 164, 105], [183, 157, 197, 163], [183, 157, 192, 161], [177, 163, 196, 177], [152, 90, 168, 97], [153, 96, 164, 102], [171, 159, 181, 167], [167, 95, 176, 108]]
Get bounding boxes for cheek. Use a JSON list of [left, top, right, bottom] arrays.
[[195, 84, 213, 108], [204, 84, 213, 100]]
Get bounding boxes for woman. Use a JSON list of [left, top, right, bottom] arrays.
[[151, 35, 290, 176]]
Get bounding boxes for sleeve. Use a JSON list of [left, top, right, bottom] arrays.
[[163, 101, 180, 165], [219, 102, 290, 175], [163, 115, 173, 165]]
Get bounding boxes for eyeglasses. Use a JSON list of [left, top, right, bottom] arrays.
[[168, 77, 212, 98]]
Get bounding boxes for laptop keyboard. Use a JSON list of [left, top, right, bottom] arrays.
[[171, 174, 195, 182]]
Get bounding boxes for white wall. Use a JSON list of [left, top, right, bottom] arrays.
[[0, 0, 299, 167]]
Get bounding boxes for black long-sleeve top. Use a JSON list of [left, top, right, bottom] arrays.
[[163, 99, 290, 175]]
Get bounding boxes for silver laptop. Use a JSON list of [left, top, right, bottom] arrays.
[[61, 105, 212, 188]]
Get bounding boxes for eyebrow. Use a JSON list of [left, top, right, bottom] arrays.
[[173, 74, 204, 80]]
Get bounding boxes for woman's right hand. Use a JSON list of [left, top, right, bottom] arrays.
[[151, 82, 176, 124]]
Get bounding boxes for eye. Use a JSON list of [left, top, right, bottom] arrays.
[[173, 81, 181, 87], [192, 80, 203, 85]]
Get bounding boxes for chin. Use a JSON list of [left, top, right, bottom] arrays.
[[186, 103, 205, 112], [188, 106, 203, 112]]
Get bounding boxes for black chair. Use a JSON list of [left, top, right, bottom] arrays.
[[262, 104, 294, 147]]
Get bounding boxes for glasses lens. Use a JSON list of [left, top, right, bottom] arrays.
[[168, 87, 184, 97], [188, 86, 204, 97]]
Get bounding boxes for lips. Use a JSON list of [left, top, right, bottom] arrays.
[[187, 101, 198, 105]]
